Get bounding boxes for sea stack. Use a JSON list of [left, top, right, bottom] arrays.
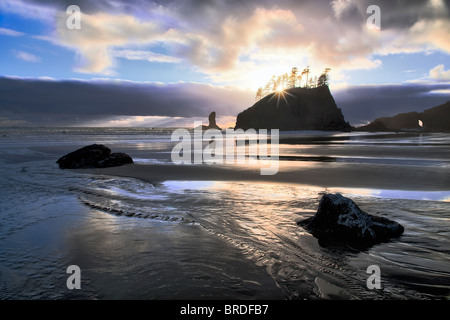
[[235, 85, 350, 131], [202, 111, 222, 130]]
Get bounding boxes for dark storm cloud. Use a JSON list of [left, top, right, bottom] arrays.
[[0, 77, 252, 126], [332, 0, 450, 29], [0, 77, 448, 127], [21, 0, 450, 22]]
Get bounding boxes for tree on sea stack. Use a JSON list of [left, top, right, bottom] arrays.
[[254, 66, 332, 101], [255, 87, 263, 101], [317, 68, 331, 87], [289, 67, 299, 88], [301, 66, 310, 88]]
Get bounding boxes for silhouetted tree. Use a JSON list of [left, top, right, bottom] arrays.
[[301, 66, 310, 88], [275, 76, 281, 90], [255, 87, 263, 101], [282, 73, 288, 89], [317, 74, 327, 87], [289, 67, 298, 88], [263, 82, 271, 96], [317, 68, 331, 87], [270, 75, 277, 92], [297, 75, 302, 87]]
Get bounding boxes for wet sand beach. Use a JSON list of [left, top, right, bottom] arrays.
[[77, 160, 450, 191], [1, 128, 449, 300]]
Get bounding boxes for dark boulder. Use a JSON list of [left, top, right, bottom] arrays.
[[298, 193, 404, 246], [57, 144, 111, 169], [97, 152, 134, 168], [57, 144, 133, 169]]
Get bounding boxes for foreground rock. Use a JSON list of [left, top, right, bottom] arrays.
[[298, 193, 404, 246], [97, 152, 133, 168], [57, 144, 133, 169]]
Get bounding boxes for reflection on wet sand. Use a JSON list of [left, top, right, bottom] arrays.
[[76, 178, 450, 299]]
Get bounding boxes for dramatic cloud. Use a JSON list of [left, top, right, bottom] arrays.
[[3, 0, 449, 87], [408, 18, 450, 53], [0, 77, 253, 126]]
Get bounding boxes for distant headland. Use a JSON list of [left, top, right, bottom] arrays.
[[355, 100, 450, 133]]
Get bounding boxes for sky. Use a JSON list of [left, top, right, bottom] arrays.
[[0, 0, 449, 127]]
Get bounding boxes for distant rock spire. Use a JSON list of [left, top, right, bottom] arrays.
[[202, 111, 222, 130]]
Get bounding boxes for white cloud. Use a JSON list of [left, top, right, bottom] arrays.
[[0, 0, 56, 22], [428, 89, 450, 95], [15, 50, 41, 63], [55, 11, 169, 74], [429, 64, 450, 81], [113, 49, 181, 63], [0, 28, 25, 37]]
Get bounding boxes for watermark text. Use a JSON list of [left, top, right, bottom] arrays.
[[171, 123, 279, 175]]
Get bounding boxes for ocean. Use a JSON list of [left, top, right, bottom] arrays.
[[0, 127, 449, 300]]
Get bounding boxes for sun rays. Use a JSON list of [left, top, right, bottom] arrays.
[[267, 86, 296, 108]]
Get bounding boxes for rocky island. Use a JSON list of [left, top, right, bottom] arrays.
[[235, 85, 351, 131]]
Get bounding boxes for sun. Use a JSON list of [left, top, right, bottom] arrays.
[[276, 85, 285, 93]]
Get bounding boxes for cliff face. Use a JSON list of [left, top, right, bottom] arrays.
[[235, 86, 350, 131], [357, 101, 450, 132]]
